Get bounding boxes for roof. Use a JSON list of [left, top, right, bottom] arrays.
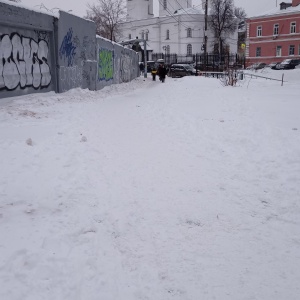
[[249, 4, 300, 19]]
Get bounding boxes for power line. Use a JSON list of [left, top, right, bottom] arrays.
[[157, 0, 191, 29]]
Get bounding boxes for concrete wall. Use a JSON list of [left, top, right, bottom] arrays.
[[0, 1, 56, 98], [96, 37, 139, 91], [56, 11, 97, 93], [0, 2, 139, 99]]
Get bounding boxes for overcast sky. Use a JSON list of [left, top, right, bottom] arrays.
[[21, 0, 278, 18]]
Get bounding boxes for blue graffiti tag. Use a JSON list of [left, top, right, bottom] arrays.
[[59, 28, 76, 66]]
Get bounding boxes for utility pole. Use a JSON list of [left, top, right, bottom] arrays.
[[204, 0, 208, 71]]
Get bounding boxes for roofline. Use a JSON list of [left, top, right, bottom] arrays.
[[247, 9, 300, 21]]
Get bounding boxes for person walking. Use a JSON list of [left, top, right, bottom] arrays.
[[151, 67, 157, 81], [157, 64, 163, 81], [159, 64, 168, 83], [139, 62, 144, 76]]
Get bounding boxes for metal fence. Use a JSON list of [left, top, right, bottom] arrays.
[[151, 53, 246, 70]]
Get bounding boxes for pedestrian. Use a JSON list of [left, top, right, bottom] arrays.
[[159, 64, 168, 83], [151, 67, 157, 81], [139, 62, 144, 76], [157, 64, 162, 81]]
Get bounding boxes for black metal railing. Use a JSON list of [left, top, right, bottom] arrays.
[[151, 53, 246, 70]]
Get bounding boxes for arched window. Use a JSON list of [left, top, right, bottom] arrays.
[[187, 28, 192, 38], [187, 44, 192, 55], [166, 29, 170, 40], [163, 0, 167, 10], [145, 31, 149, 41], [141, 32, 144, 39]]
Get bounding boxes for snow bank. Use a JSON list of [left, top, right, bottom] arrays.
[[0, 73, 300, 300]]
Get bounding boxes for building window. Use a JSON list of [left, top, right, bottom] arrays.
[[257, 26, 262, 37], [276, 46, 282, 57], [141, 32, 144, 39], [145, 32, 149, 41], [256, 47, 261, 57], [273, 24, 279, 35], [129, 34, 131, 39], [166, 29, 170, 40], [167, 45, 170, 54], [187, 44, 192, 55], [289, 45, 295, 55], [163, 0, 167, 10], [187, 28, 192, 37], [290, 22, 296, 33]]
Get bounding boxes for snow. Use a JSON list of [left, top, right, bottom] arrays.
[[0, 69, 300, 300]]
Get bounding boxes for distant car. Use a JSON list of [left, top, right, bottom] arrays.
[[276, 59, 300, 70], [195, 61, 224, 71], [169, 64, 197, 78], [268, 62, 281, 69], [255, 63, 267, 69], [246, 62, 267, 70]]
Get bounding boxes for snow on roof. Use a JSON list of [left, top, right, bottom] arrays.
[[250, 4, 300, 19], [0, 0, 59, 17]]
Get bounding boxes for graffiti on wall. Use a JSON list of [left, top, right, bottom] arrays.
[[59, 28, 77, 67], [98, 48, 113, 81], [0, 33, 51, 91]]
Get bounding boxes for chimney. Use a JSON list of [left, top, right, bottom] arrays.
[[280, 2, 292, 9], [292, 0, 300, 6]]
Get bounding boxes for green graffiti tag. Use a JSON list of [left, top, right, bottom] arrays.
[[98, 49, 114, 81]]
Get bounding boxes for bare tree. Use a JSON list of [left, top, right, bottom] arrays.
[[85, 0, 126, 41], [209, 0, 237, 55], [234, 6, 246, 24]]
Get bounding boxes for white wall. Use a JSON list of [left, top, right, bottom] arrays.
[[127, 0, 154, 21], [159, 0, 192, 16]]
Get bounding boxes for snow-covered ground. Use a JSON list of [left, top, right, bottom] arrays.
[[0, 69, 300, 300]]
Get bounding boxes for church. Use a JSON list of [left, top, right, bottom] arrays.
[[118, 0, 238, 60]]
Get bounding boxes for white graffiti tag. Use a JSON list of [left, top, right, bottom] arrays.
[[0, 33, 51, 90]]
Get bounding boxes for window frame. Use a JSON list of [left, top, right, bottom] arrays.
[[187, 44, 192, 55], [256, 47, 261, 57], [276, 45, 282, 57], [166, 29, 170, 40], [290, 22, 296, 34], [273, 24, 279, 35], [289, 45, 295, 56], [257, 25, 262, 37], [187, 28, 192, 38], [163, 0, 167, 10]]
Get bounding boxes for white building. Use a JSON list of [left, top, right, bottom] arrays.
[[118, 0, 238, 60]]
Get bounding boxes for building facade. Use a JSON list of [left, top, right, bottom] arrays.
[[246, 0, 300, 66], [119, 0, 238, 60]]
